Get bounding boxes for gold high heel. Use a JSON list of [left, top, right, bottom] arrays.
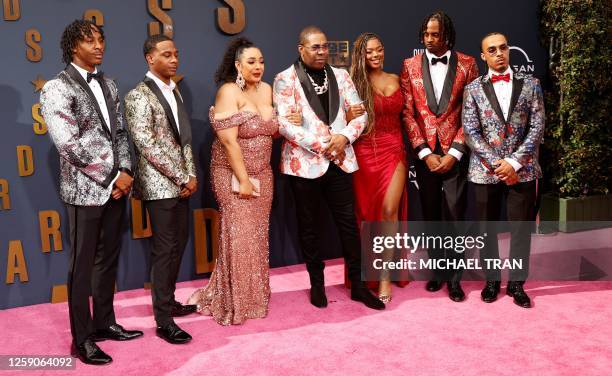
[[378, 293, 392, 304], [378, 279, 392, 303]]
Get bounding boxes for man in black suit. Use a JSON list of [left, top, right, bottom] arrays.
[[40, 20, 143, 365], [124, 35, 198, 344]]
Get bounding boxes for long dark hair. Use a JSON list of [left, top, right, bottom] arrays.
[[350, 32, 382, 136], [214, 37, 255, 86]]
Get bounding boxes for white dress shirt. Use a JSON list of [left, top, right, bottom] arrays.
[[146, 71, 179, 133], [490, 67, 513, 121], [70, 63, 120, 188], [418, 50, 463, 161], [146, 71, 194, 182], [425, 50, 451, 104], [489, 67, 522, 171], [71, 63, 111, 130]]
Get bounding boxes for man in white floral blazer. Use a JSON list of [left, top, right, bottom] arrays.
[[273, 26, 384, 311]]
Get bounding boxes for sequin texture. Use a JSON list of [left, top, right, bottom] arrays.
[[188, 108, 278, 325], [40, 70, 131, 206]]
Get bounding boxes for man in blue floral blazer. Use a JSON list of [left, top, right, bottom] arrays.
[[462, 32, 545, 308]]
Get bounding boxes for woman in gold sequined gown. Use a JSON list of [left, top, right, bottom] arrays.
[[188, 38, 301, 325]]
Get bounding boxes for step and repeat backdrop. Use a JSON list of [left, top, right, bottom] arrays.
[[0, 0, 545, 309]]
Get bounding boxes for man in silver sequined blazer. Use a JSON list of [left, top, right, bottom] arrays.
[[40, 20, 143, 366], [124, 34, 197, 345]]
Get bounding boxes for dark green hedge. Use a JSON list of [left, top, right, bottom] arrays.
[[540, 0, 611, 197]]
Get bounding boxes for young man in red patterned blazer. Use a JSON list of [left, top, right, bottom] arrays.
[[400, 11, 479, 302]]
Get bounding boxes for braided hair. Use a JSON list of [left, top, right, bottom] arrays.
[[214, 37, 255, 86], [60, 19, 104, 65], [350, 32, 382, 136], [418, 11, 456, 50]]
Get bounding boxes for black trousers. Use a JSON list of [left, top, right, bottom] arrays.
[[472, 180, 537, 282], [144, 198, 189, 326], [290, 163, 362, 285], [414, 143, 469, 281], [66, 197, 126, 345]]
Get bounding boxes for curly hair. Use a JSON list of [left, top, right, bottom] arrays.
[[214, 37, 256, 86], [350, 32, 382, 136], [60, 19, 104, 65], [418, 11, 456, 50]]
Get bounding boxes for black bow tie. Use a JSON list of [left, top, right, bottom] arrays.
[[431, 56, 448, 65], [86, 71, 104, 83]]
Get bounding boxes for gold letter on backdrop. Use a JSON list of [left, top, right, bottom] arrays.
[[83, 9, 104, 26], [39, 210, 62, 253], [147, 0, 173, 37], [31, 103, 47, 134], [193, 208, 219, 274], [51, 284, 67, 303], [0, 179, 10, 210], [16, 145, 34, 177], [2, 0, 20, 21], [216, 0, 245, 35], [6, 240, 29, 284], [25, 29, 42, 62], [131, 198, 152, 239]]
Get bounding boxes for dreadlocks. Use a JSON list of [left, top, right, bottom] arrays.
[[60, 19, 104, 65], [418, 11, 456, 50], [350, 32, 382, 136]]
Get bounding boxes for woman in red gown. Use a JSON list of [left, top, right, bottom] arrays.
[[349, 33, 408, 303]]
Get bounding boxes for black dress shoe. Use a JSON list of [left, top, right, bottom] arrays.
[[426, 280, 444, 292], [351, 286, 385, 310], [156, 323, 192, 344], [310, 285, 328, 308], [171, 302, 198, 317], [93, 324, 143, 342], [481, 280, 501, 303], [447, 281, 465, 302], [506, 281, 532, 308], [71, 339, 112, 365]]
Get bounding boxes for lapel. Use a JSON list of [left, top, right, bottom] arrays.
[[97, 78, 118, 142], [507, 74, 524, 121], [65, 64, 111, 137], [436, 51, 458, 116], [143, 77, 181, 145], [294, 60, 328, 124], [420, 53, 438, 115], [481, 75, 506, 124], [325, 64, 339, 125], [173, 89, 192, 147]]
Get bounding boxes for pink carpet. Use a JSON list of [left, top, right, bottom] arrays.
[[1, 258, 611, 375]]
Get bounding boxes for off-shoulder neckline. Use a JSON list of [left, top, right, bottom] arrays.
[[210, 106, 276, 122]]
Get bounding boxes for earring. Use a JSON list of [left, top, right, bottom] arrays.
[[236, 70, 245, 91]]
